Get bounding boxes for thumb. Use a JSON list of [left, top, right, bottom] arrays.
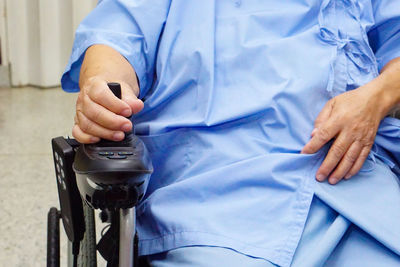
[[313, 100, 333, 131], [121, 83, 144, 115]]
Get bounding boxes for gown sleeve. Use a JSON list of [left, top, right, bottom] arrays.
[[368, 0, 400, 72], [61, 0, 171, 98]]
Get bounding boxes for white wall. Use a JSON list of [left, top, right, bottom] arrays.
[[0, 0, 8, 67], [0, 0, 9, 87], [3, 0, 97, 87]]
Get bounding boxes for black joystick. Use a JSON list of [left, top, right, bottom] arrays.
[[73, 83, 153, 210], [108, 82, 122, 99]]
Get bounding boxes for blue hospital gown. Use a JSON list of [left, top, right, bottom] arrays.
[[62, 0, 400, 266]]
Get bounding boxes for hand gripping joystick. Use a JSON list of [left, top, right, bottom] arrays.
[[73, 83, 152, 267], [73, 83, 152, 210]]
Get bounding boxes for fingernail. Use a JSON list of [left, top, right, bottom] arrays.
[[121, 109, 132, 117], [329, 177, 338, 184], [316, 174, 326, 181], [344, 174, 352, 179], [113, 132, 124, 141], [90, 137, 100, 143], [121, 123, 132, 132]]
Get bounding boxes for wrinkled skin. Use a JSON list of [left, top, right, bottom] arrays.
[[302, 58, 400, 184]]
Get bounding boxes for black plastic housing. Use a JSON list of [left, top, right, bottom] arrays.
[[51, 137, 85, 243], [73, 135, 152, 184], [73, 134, 152, 210]]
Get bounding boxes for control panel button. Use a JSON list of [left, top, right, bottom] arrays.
[[118, 151, 134, 156], [107, 155, 127, 160], [99, 151, 114, 156], [57, 174, 62, 184]]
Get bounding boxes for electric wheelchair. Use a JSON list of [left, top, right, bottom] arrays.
[[47, 83, 400, 267], [47, 83, 152, 267]]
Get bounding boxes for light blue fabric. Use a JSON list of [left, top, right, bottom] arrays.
[[61, 1, 400, 266], [368, 0, 400, 71], [146, 193, 400, 266], [148, 246, 276, 267]]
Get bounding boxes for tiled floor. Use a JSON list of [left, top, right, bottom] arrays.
[[0, 87, 104, 266]]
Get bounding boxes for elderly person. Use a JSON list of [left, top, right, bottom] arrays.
[[62, 0, 400, 266]]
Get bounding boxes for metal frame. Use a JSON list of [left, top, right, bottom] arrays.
[[119, 208, 136, 267]]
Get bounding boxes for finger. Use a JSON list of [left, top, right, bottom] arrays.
[[315, 133, 352, 182], [120, 82, 144, 114], [77, 110, 125, 141], [344, 146, 372, 179], [82, 95, 132, 132], [72, 124, 100, 144], [327, 141, 362, 184], [310, 128, 318, 137], [314, 100, 333, 129], [87, 80, 132, 117], [302, 122, 340, 154], [76, 92, 84, 116]]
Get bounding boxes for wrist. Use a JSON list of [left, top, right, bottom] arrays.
[[79, 45, 140, 97], [374, 76, 400, 117], [359, 60, 400, 119], [378, 58, 400, 112], [370, 82, 396, 120]]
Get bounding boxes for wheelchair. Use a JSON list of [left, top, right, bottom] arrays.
[[47, 83, 152, 267], [46, 81, 400, 267]]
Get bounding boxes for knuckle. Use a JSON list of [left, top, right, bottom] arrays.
[[72, 126, 78, 139], [82, 121, 92, 133], [91, 108, 103, 123], [344, 152, 358, 164], [359, 148, 371, 159], [72, 126, 85, 143], [348, 130, 359, 141], [82, 95, 91, 110], [361, 134, 374, 146], [77, 90, 85, 101], [363, 141, 374, 149], [76, 95, 84, 111], [331, 144, 346, 158], [78, 113, 92, 133], [90, 87, 107, 102], [317, 128, 331, 143]]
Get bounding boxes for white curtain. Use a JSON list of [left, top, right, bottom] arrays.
[[3, 0, 97, 87]]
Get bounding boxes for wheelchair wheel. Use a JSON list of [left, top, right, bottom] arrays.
[[69, 201, 97, 267]]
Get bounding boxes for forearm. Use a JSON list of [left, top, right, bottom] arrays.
[[79, 44, 140, 96], [368, 57, 400, 118]]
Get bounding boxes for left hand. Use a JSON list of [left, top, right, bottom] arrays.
[[301, 83, 386, 185]]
